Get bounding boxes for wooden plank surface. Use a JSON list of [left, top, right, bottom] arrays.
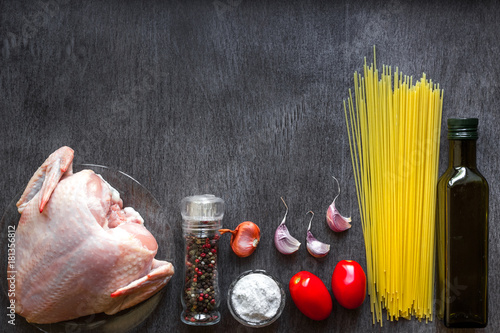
[[1, 0, 498, 332]]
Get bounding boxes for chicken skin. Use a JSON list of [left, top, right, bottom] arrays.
[[13, 146, 174, 324]]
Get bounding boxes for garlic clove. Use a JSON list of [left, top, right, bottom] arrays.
[[326, 201, 352, 232], [306, 211, 330, 258], [326, 176, 352, 232], [275, 223, 301, 254], [306, 231, 331, 258], [274, 197, 301, 254]]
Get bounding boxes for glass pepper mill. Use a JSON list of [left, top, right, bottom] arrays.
[[180, 194, 224, 325]]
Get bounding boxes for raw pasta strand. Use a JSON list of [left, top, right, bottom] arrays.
[[344, 50, 443, 325]]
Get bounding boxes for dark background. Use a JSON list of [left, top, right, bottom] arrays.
[[1, 0, 498, 332]]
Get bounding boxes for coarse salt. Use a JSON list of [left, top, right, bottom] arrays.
[[230, 272, 281, 323]]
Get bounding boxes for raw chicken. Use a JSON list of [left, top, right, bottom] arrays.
[[13, 146, 174, 324]]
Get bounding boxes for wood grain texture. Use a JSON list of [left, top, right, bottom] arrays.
[[0, 0, 498, 332]]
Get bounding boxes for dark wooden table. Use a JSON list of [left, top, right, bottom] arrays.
[[1, 1, 498, 332]]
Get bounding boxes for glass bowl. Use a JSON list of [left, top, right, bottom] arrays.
[[227, 269, 286, 328], [0, 164, 174, 333]]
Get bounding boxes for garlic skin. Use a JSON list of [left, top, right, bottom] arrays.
[[306, 211, 330, 258], [274, 197, 301, 254], [326, 177, 352, 232]]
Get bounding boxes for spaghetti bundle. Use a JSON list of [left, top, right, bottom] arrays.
[[344, 50, 443, 325]]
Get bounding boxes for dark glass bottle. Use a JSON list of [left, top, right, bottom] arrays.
[[436, 118, 489, 328]]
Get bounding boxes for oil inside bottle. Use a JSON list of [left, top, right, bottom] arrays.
[[436, 118, 488, 328]]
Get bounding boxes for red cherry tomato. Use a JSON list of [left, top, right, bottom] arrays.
[[331, 260, 366, 309], [289, 271, 332, 320]]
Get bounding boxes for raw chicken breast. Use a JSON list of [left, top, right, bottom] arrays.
[[13, 146, 174, 324]]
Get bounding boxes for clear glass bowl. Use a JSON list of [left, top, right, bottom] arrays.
[[0, 164, 173, 333], [227, 269, 286, 328]]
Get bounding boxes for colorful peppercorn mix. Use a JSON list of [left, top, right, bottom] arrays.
[[182, 233, 220, 323]]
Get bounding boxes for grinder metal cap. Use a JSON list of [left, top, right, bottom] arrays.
[[447, 118, 479, 140]]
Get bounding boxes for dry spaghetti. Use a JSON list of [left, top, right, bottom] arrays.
[[344, 48, 443, 325]]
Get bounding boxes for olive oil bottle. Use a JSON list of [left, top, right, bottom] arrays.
[[436, 118, 489, 328]]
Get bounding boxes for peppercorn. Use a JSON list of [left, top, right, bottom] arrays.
[[182, 232, 219, 323]]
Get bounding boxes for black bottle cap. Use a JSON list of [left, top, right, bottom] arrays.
[[447, 118, 478, 140]]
